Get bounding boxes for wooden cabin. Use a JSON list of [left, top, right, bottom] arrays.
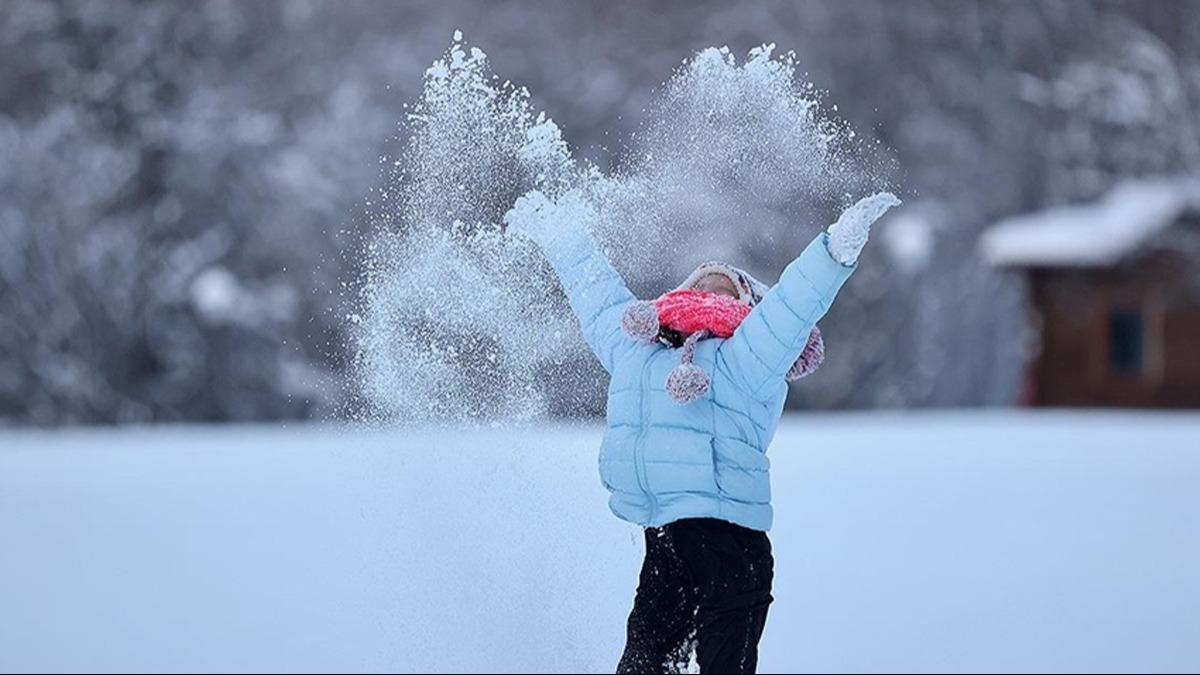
[[983, 178, 1200, 408]]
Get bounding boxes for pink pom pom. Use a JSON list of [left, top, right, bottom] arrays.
[[621, 300, 660, 342], [666, 362, 710, 404], [785, 327, 825, 381]]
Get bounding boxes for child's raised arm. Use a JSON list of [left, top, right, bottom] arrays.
[[717, 193, 900, 400], [504, 189, 638, 373]]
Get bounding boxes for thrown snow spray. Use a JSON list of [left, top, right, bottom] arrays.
[[591, 44, 882, 271], [349, 34, 893, 426]]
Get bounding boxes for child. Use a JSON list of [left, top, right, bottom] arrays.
[[504, 190, 900, 674]]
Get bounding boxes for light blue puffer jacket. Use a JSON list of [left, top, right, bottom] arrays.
[[540, 226, 856, 532]]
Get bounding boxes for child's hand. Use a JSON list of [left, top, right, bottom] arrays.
[[825, 192, 902, 266], [503, 188, 595, 249]]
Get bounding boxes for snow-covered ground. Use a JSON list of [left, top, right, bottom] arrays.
[[2, 411, 1198, 673]]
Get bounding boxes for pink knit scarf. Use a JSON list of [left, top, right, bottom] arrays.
[[653, 289, 751, 339]]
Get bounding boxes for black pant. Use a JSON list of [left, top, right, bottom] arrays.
[[617, 518, 774, 674]]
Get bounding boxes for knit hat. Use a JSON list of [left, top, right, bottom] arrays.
[[620, 261, 825, 404]]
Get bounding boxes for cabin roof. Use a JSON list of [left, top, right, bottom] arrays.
[[982, 177, 1200, 268]]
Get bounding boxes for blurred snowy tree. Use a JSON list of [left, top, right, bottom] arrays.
[[0, 1, 395, 423]]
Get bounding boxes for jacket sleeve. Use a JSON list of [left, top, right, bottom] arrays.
[[536, 224, 638, 374], [717, 232, 856, 400]]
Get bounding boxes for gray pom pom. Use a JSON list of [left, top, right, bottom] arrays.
[[621, 300, 660, 342], [785, 326, 825, 381], [666, 362, 710, 404]]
